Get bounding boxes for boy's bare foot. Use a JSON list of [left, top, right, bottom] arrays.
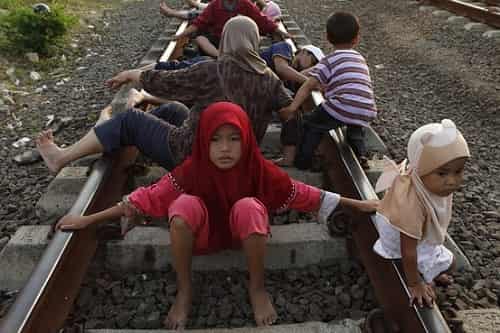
[[164, 288, 192, 330], [36, 130, 64, 173], [249, 287, 277, 326], [434, 273, 453, 287], [126, 88, 145, 109], [272, 157, 293, 167]]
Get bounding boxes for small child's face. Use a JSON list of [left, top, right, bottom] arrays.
[[293, 49, 315, 71], [421, 157, 468, 197], [209, 124, 242, 170]]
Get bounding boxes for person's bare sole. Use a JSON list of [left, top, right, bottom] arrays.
[[272, 157, 294, 168], [126, 88, 144, 109], [164, 288, 192, 330], [36, 130, 63, 173], [249, 288, 277, 326]]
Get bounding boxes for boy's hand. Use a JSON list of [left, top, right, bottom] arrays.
[[409, 282, 435, 308], [56, 214, 91, 231], [278, 105, 297, 122]]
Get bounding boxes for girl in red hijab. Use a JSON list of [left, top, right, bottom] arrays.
[[57, 102, 377, 329]]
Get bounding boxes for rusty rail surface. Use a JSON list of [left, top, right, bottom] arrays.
[[428, 0, 500, 28], [0, 22, 188, 333]]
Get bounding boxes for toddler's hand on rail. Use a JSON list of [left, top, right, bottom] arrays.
[[409, 282, 435, 308]]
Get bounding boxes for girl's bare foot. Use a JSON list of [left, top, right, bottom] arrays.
[[126, 88, 145, 109], [36, 130, 64, 173], [249, 287, 277, 326], [164, 288, 192, 330], [185, 0, 201, 8], [159, 2, 177, 17]]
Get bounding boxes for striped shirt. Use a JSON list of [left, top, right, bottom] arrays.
[[309, 49, 377, 127]]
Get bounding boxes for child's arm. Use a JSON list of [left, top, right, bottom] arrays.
[[273, 57, 308, 85], [278, 76, 320, 121], [285, 180, 378, 223], [56, 204, 126, 231], [400, 233, 436, 307]]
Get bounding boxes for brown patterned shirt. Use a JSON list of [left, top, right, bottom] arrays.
[[140, 58, 292, 166]]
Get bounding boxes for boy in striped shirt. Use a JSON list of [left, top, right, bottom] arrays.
[[278, 12, 377, 170]]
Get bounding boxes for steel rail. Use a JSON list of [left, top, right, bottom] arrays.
[[0, 22, 188, 333], [428, 0, 500, 28]]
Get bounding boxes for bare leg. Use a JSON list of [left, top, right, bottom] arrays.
[[160, 2, 190, 20], [36, 128, 104, 174], [165, 217, 194, 330], [195, 36, 219, 57], [434, 258, 456, 287], [242, 234, 277, 326]]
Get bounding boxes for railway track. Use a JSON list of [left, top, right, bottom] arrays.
[[425, 0, 500, 28], [0, 1, 469, 332]]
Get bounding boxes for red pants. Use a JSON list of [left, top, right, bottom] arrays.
[[168, 194, 269, 255]]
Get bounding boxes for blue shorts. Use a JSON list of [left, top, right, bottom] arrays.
[[259, 41, 293, 71], [154, 56, 213, 71], [94, 102, 189, 170]]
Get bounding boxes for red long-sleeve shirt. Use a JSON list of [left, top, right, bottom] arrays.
[[191, 0, 278, 38]]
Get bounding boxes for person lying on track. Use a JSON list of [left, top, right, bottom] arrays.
[[143, 41, 324, 87], [372, 119, 470, 308], [279, 12, 377, 169], [174, 0, 289, 57], [56, 101, 379, 329], [160, 0, 281, 23], [36, 16, 292, 174]]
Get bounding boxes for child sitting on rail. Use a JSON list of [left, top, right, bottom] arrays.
[[175, 0, 289, 57], [56, 102, 378, 329], [278, 12, 377, 169], [160, 0, 281, 22], [373, 119, 470, 308]]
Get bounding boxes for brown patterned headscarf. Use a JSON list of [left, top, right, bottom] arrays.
[[218, 15, 269, 74]]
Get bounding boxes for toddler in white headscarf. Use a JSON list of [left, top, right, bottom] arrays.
[[373, 119, 470, 307]]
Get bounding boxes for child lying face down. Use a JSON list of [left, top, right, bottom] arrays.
[[56, 102, 378, 329], [373, 119, 470, 307]]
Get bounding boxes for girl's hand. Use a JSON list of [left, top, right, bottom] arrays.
[[356, 199, 379, 213], [409, 282, 435, 308], [56, 214, 91, 231]]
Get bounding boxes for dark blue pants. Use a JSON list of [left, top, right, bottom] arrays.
[[295, 105, 366, 170], [94, 102, 189, 170]]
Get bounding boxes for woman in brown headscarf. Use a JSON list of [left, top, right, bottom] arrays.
[[36, 16, 292, 174]]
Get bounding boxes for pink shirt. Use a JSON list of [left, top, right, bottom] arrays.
[[127, 173, 321, 217]]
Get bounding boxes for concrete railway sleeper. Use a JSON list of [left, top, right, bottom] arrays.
[[0, 1, 474, 332]]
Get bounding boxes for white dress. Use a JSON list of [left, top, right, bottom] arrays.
[[372, 213, 453, 283]]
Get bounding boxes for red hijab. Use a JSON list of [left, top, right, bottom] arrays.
[[171, 102, 293, 248]]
